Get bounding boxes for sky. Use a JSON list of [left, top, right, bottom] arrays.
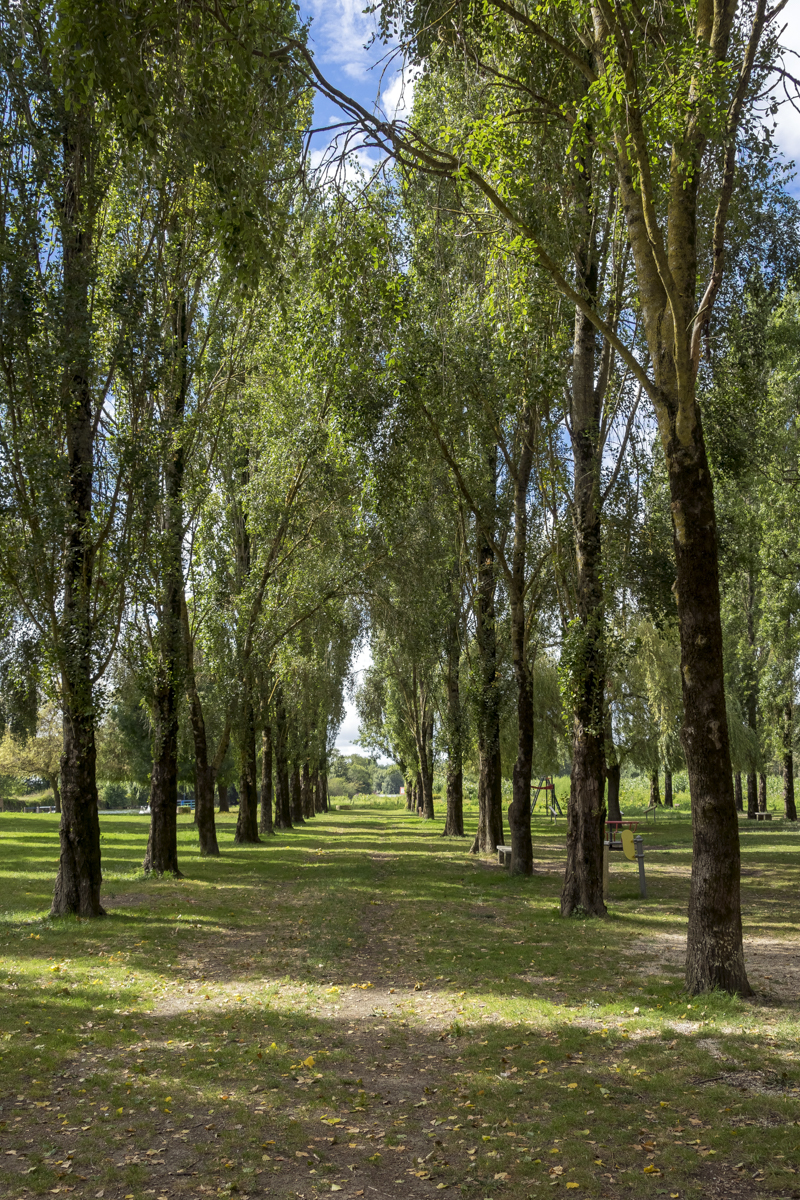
[[301, 0, 800, 754]]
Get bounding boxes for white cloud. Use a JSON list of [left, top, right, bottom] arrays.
[[334, 643, 372, 753], [772, 0, 800, 169], [379, 65, 416, 120], [305, 0, 378, 81], [308, 139, 384, 187]]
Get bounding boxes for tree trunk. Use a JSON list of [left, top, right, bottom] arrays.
[[606, 762, 622, 823], [784, 699, 797, 821], [421, 712, 435, 819], [561, 263, 606, 917], [312, 766, 322, 813], [182, 598, 221, 856], [470, 465, 504, 855], [649, 770, 661, 808], [404, 774, 414, 811], [734, 772, 743, 813], [301, 760, 314, 818], [664, 768, 673, 808], [508, 409, 535, 876], [443, 596, 464, 836], [757, 773, 767, 815], [670, 442, 750, 993], [319, 769, 329, 813], [49, 773, 62, 815], [260, 723, 274, 835], [746, 773, 757, 818], [217, 781, 230, 813], [290, 763, 304, 824], [144, 283, 189, 877], [51, 107, 104, 919], [273, 684, 292, 829], [234, 695, 260, 844]]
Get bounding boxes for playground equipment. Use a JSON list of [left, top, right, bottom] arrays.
[[603, 820, 647, 898], [531, 776, 562, 820]]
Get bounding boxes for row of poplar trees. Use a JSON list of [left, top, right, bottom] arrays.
[[1, 0, 799, 1003]]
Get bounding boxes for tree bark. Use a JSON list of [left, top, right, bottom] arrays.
[[319, 767, 329, 813], [217, 781, 230, 813], [606, 762, 622, 823], [144, 283, 189, 877], [182, 598, 222, 856], [757, 773, 767, 815], [312, 766, 322, 813], [49, 773, 62, 815], [290, 763, 304, 824], [51, 107, 105, 918], [784, 699, 797, 821], [670, 428, 750, 993], [234, 694, 260, 844], [273, 683, 292, 829], [260, 723, 274, 835], [301, 760, 314, 819], [746, 773, 757, 818], [470, 463, 504, 854], [443, 586, 464, 836], [734, 772, 743, 813], [649, 770, 661, 808], [561, 257, 606, 917], [508, 408, 535, 876], [664, 768, 673, 808]]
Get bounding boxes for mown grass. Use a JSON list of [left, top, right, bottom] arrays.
[[0, 804, 799, 1200]]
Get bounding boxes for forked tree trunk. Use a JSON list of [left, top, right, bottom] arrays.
[[784, 700, 797, 821], [561, 267, 606, 917], [217, 781, 230, 813], [290, 764, 304, 824], [234, 696, 260, 844], [51, 107, 104, 919], [606, 762, 623, 823], [470, 475, 504, 855], [649, 770, 661, 808], [144, 285, 189, 878], [757, 773, 767, 815], [734, 772, 743, 812], [273, 685, 292, 829], [260, 724, 274, 835], [664, 768, 673, 808]]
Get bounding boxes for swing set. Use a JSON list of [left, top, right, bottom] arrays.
[[531, 776, 562, 820]]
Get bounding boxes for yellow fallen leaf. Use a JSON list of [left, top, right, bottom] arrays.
[[330, 1187, 342, 1193], [566, 1083, 577, 1089], [643, 1165, 660, 1174], [566, 1185, 580, 1191], [303, 1056, 315, 1068]]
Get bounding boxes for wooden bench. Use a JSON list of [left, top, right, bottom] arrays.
[[497, 845, 512, 868], [747, 811, 773, 821]]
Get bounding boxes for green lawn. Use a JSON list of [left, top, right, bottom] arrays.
[[1, 804, 799, 1200]]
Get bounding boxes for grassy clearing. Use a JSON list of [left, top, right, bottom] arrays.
[[1, 805, 799, 1200]]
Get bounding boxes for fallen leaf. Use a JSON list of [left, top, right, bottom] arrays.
[[566, 1185, 580, 1191]]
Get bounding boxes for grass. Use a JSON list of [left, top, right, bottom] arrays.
[[0, 803, 799, 1200]]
